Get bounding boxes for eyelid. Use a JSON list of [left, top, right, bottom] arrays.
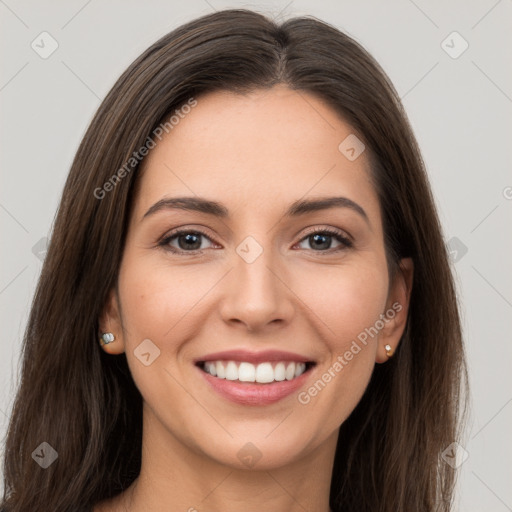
[[158, 225, 216, 243], [298, 225, 353, 243]]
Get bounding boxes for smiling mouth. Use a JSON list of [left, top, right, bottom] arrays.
[[196, 360, 316, 384]]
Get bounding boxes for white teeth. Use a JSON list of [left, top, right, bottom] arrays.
[[202, 360, 309, 383], [238, 362, 256, 382], [285, 362, 295, 381], [216, 361, 226, 379], [294, 362, 306, 378], [274, 362, 286, 381], [255, 362, 274, 383], [205, 362, 217, 376], [225, 361, 238, 380]]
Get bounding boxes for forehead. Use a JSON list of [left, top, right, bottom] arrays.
[[133, 86, 380, 224]]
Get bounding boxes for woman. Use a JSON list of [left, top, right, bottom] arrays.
[[0, 8, 467, 512]]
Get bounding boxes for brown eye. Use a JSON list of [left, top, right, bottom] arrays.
[[160, 230, 216, 253]]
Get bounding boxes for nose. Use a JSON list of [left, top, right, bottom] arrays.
[[218, 244, 295, 332]]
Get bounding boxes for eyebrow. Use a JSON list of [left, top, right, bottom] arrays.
[[142, 196, 369, 225]]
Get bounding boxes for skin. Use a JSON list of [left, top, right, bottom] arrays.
[[95, 85, 413, 512]]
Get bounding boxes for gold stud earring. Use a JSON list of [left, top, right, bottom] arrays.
[[100, 332, 115, 346], [385, 344, 394, 358]]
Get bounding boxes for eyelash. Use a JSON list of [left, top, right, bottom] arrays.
[[299, 227, 353, 253], [158, 226, 353, 255]]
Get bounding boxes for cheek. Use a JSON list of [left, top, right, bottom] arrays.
[[301, 260, 389, 348], [293, 260, 387, 426], [118, 256, 213, 342], [115, 257, 215, 417]]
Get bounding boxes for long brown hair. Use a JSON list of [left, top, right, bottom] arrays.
[[0, 9, 467, 511]]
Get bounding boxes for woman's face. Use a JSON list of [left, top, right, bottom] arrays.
[[103, 85, 411, 470]]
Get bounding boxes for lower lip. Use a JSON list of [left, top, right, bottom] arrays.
[[197, 365, 313, 406]]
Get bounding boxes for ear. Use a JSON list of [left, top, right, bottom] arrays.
[[375, 257, 414, 363], [98, 287, 125, 355]]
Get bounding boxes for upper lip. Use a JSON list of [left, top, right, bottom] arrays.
[[194, 349, 314, 365]]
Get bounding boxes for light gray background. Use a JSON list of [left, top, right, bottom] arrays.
[[1, 1, 511, 510]]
